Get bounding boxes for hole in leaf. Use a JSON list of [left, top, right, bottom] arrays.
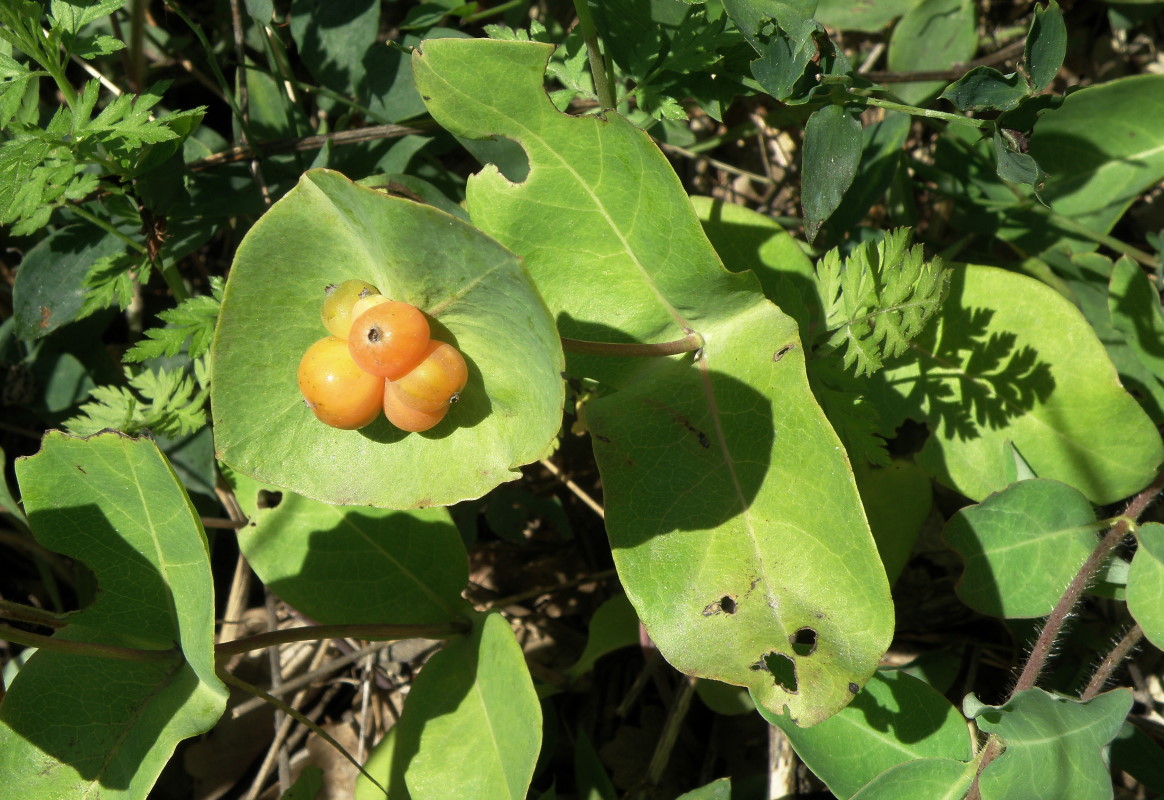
[[701, 595, 738, 616], [791, 627, 817, 656], [773, 344, 795, 362], [257, 490, 283, 509], [752, 651, 798, 693]]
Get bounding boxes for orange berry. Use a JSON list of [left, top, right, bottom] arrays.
[[348, 293, 392, 324], [297, 336, 383, 430], [384, 382, 448, 432], [320, 280, 379, 339], [390, 341, 468, 413], [348, 301, 430, 380]]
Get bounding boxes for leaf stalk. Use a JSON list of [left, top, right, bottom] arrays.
[[561, 331, 704, 358]]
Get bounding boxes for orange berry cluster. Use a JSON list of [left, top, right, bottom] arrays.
[[297, 280, 468, 433]]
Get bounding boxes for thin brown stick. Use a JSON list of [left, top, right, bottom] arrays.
[[0, 599, 66, 629], [214, 621, 468, 658], [540, 458, 605, 519], [483, 568, 618, 610], [229, 639, 398, 719], [187, 124, 426, 171], [860, 40, 1027, 84]]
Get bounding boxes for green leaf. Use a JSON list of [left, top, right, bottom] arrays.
[[676, 778, 732, 800], [65, 363, 209, 438], [694, 679, 756, 715], [992, 127, 1045, 189], [764, 669, 974, 799], [825, 112, 912, 237], [0, 432, 227, 798], [815, 229, 950, 376], [943, 479, 1098, 618], [1047, 251, 1164, 422], [1127, 522, 1164, 649], [1108, 256, 1164, 385], [723, 0, 824, 102], [211, 169, 565, 508], [1029, 74, 1164, 237], [575, 728, 617, 800], [1024, 1, 1066, 93], [11, 224, 128, 340], [1111, 721, 1164, 795], [869, 265, 1164, 504], [228, 470, 470, 625], [48, 0, 126, 38], [124, 278, 224, 363], [853, 459, 932, 585], [566, 592, 640, 679], [288, 0, 379, 105], [381, 612, 541, 800], [940, 67, 1028, 112], [849, 758, 976, 800], [886, 0, 978, 106], [801, 103, 863, 243], [414, 38, 891, 725], [689, 195, 818, 332], [970, 688, 1132, 800], [815, 0, 918, 32]]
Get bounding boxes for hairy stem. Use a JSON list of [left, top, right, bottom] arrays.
[[561, 331, 703, 358], [1011, 471, 1164, 697], [1081, 624, 1143, 702], [970, 469, 1164, 793]]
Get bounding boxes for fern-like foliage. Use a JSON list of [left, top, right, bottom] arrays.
[[0, 1, 204, 234], [815, 229, 951, 377], [124, 279, 224, 363], [65, 359, 210, 439]]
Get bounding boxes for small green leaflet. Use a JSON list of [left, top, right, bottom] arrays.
[[65, 360, 210, 438], [125, 278, 225, 362], [815, 229, 951, 377]]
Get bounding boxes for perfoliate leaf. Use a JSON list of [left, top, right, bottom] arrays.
[[970, 688, 1132, 800], [815, 229, 950, 377], [415, 37, 892, 726], [1, 431, 226, 799]]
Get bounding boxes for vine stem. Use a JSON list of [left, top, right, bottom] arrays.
[[571, 0, 615, 110], [1081, 624, 1144, 702], [561, 331, 703, 358], [852, 94, 993, 130], [969, 468, 1164, 795], [1011, 470, 1164, 697], [0, 623, 178, 663]]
